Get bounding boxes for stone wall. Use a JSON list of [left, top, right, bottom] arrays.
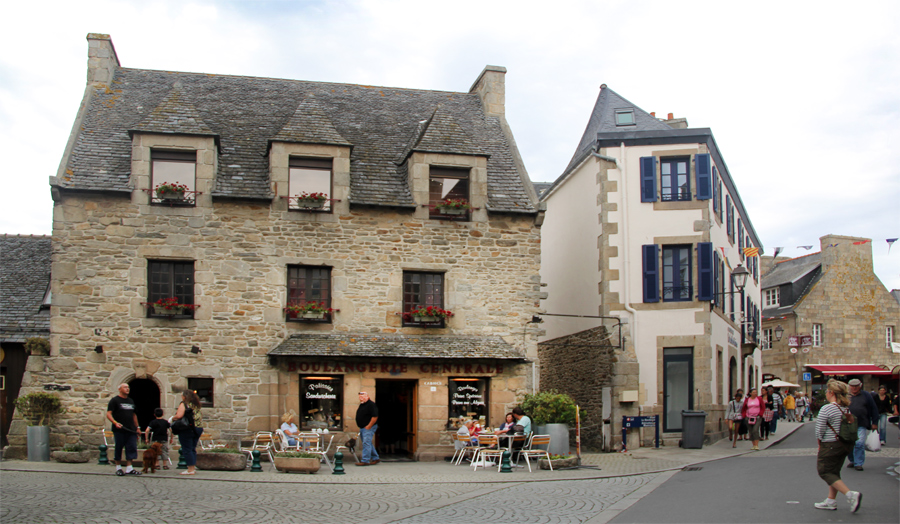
[[8, 192, 541, 455]]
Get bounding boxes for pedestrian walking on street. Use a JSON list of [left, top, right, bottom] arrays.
[[740, 388, 764, 450], [846, 378, 878, 471], [784, 391, 796, 422], [106, 383, 141, 476], [796, 392, 808, 421], [172, 389, 203, 476], [355, 391, 380, 466], [767, 386, 783, 434], [814, 379, 862, 513], [726, 390, 746, 447], [874, 385, 891, 445], [759, 389, 771, 441]]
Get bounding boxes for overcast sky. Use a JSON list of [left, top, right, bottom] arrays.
[[1, 0, 897, 290]]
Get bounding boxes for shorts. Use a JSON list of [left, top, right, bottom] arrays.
[[113, 430, 138, 461], [817, 440, 851, 486]]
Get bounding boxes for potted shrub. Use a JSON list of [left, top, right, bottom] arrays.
[[403, 305, 453, 324], [539, 453, 578, 470], [521, 390, 577, 456], [149, 297, 198, 316], [154, 182, 190, 200], [435, 198, 471, 215], [295, 191, 328, 209], [15, 392, 65, 462], [273, 451, 320, 474], [284, 301, 332, 320], [24, 337, 50, 356], [52, 443, 91, 463], [196, 447, 247, 471]]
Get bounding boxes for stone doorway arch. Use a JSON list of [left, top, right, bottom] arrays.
[[128, 378, 160, 431]]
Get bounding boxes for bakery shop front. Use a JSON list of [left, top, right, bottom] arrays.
[[268, 333, 531, 461]]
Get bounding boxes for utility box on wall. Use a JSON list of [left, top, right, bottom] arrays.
[[620, 390, 638, 402]]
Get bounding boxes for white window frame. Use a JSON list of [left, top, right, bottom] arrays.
[[812, 323, 823, 347], [762, 328, 773, 350], [888, 326, 895, 348], [764, 288, 779, 308]]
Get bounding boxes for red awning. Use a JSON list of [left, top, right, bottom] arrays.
[[807, 364, 893, 375]]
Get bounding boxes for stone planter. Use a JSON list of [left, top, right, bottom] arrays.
[[438, 207, 467, 215], [51, 450, 91, 463], [534, 424, 570, 456], [297, 199, 326, 209], [412, 315, 438, 323], [27, 426, 50, 462], [539, 456, 578, 470], [196, 452, 246, 471], [273, 456, 320, 474]]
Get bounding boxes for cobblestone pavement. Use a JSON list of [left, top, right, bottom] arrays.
[[0, 470, 659, 524]]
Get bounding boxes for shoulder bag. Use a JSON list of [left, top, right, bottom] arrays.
[[171, 403, 194, 434]]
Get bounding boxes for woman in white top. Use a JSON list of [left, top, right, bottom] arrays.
[[280, 413, 299, 446], [814, 380, 862, 513], [726, 390, 746, 448]]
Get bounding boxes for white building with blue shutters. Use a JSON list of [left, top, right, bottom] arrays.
[[537, 85, 763, 449]]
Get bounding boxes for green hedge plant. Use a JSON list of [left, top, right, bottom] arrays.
[[521, 390, 577, 426], [15, 392, 65, 426]]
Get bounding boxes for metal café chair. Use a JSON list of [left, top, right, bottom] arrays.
[[275, 429, 300, 451], [310, 434, 335, 472], [516, 434, 553, 472], [199, 433, 226, 450], [453, 433, 480, 465], [242, 431, 276, 469], [472, 434, 504, 470], [296, 432, 322, 452]]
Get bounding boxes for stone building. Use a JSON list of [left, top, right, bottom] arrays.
[[7, 34, 544, 460], [1, 235, 51, 447], [538, 86, 763, 450], [760, 234, 900, 392]]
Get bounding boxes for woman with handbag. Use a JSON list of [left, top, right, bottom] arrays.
[[726, 390, 746, 448], [172, 389, 204, 476], [740, 388, 764, 450], [814, 379, 862, 512]]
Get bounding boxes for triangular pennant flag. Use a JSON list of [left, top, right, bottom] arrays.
[[852, 240, 871, 245], [773, 247, 783, 258], [828, 243, 839, 248], [743, 247, 759, 257], [798, 245, 813, 250], [887, 238, 898, 254]]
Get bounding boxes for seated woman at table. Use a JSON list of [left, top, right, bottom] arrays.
[[495, 413, 516, 435], [280, 413, 299, 446], [456, 420, 476, 451]]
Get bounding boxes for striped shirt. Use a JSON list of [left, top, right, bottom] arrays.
[[815, 403, 845, 442]]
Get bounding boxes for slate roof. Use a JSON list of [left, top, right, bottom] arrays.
[[0, 235, 51, 343], [60, 67, 536, 212], [532, 182, 553, 198], [762, 253, 821, 289], [269, 333, 527, 360]]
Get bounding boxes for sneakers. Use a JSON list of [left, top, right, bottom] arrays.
[[814, 500, 837, 511], [846, 491, 862, 513], [854, 466, 864, 471]]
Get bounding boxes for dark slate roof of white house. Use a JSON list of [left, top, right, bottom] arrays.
[[61, 67, 536, 213], [0, 235, 51, 343], [269, 333, 527, 360]]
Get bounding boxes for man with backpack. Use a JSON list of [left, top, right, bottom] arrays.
[[846, 379, 879, 471]]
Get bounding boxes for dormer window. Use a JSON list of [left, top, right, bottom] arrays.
[[615, 109, 635, 126], [429, 167, 470, 220], [151, 150, 196, 205], [289, 157, 332, 212]]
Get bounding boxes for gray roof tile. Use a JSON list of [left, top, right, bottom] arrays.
[[62, 68, 536, 212], [0, 235, 51, 342], [268, 333, 526, 360], [271, 96, 351, 147], [761, 253, 821, 289]]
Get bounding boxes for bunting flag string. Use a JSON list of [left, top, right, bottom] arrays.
[[743, 247, 759, 257], [766, 238, 897, 257], [772, 247, 783, 258], [798, 245, 813, 250], [852, 240, 871, 245], [888, 238, 898, 254]]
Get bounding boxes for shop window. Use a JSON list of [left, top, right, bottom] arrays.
[[147, 260, 195, 318], [286, 265, 332, 322], [289, 157, 332, 212], [447, 377, 489, 429], [187, 377, 214, 407], [299, 375, 343, 430], [429, 166, 470, 220]]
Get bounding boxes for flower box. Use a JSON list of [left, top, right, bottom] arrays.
[[297, 199, 326, 209], [159, 192, 186, 200], [273, 455, 320, 474], [438, 207, 466, 215], [153, 305, 185, 316], [412, 315, 438, 323], [302, 312, 326, 319]]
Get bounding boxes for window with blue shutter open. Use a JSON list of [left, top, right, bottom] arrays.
[[642, 244, 660, 302], [697, 242, 714, 301], [712, 166, 719, 215], [640, 157, 657, 202], [695, 154, 711, 200]]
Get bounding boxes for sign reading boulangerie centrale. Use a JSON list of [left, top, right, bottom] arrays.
[[287, 361, 505, 375]]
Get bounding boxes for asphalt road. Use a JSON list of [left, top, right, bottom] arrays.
[[610, 421, 900, 524]]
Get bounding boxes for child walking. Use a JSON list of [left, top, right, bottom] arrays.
[[145, 408, 171, 469]]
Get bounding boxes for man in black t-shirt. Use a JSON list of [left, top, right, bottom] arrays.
[[355, 392, 380, 466], [106, 383, 141, 476]]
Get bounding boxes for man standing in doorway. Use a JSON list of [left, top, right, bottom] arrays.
[[106, 383, 141, 476], [355, 392, 380, 466], [846, 378, 878, 471]]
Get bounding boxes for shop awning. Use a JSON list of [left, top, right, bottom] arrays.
[[807, 364, 893, 375], [268, 333, 528, 360]]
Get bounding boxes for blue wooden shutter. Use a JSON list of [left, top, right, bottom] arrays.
[[726, 196, 733, 237], [695, 154, 711, 200], [640, 157, 657, 202], [697, 242, 714, 301], [642, 244, 660, 302], [712, 167, 719, 214], [713, 249, 720, 306]]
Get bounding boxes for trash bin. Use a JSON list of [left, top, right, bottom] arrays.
[[681, 410, 707, 449]]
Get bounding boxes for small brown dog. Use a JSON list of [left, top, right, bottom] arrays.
[[142, 442, 163, 474]]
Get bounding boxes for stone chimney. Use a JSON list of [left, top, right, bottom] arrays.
[[469, 65, 506, 117], [86, 33, 119, 86], [819, 234, 873, 275], [664, 112, 689, 129]]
